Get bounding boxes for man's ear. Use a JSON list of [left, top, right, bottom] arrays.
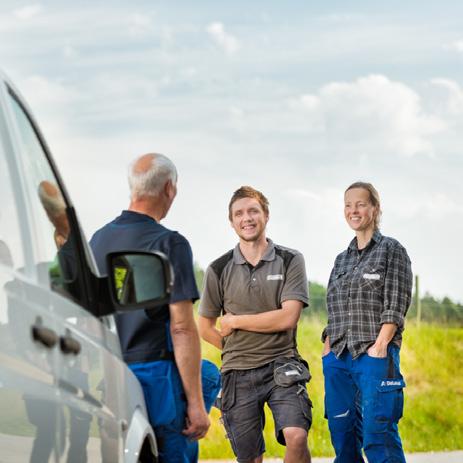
[[164, 180, 175, 199]]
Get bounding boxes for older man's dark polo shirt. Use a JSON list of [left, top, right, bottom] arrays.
[[90, 210, 199, 364], [199, 239, 309, 372]]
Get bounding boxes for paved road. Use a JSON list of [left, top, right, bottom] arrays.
[[201, 451, 463, 462], [2, 433, 460, 462]]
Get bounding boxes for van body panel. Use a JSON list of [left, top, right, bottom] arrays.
[[0, 69, 158, 461]]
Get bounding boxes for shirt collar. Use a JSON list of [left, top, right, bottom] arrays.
[[233, 238, 275, 265], [348, 230, 383, 252], [116, 210, 158, 224]]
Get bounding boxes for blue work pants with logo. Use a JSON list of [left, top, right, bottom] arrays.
[[129, 359, 220, 463], [323, 344, 406, 463]]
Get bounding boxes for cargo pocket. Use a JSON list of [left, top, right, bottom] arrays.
[[137, 373, 176, 427], [297, 385, 313, 423], [219, 371, 239, 456], [220, 370, 236, 411], [374, 378, 405, 426], [220, 412, 240, 456], [273, 357, 311, 387]]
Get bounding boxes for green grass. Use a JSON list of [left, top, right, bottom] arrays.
[[399, 324, 463, 451], [199, 319, 463, 459]]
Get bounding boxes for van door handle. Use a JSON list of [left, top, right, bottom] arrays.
[[59, 335, 81, 355], [31, 325, 58, 348]]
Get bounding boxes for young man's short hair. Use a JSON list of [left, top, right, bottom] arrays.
[[228, 186, 269, 220]]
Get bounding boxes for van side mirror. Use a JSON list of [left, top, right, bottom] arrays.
[[106, 251, 173, 310]]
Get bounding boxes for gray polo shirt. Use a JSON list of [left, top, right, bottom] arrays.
[[199, 239, 309, 371]]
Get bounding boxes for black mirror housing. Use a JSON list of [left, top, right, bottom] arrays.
[[106, 250, 173, 311]]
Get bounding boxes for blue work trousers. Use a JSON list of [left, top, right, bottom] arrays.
[[323, 345, 406, 463], [129, 359, 220, 463]]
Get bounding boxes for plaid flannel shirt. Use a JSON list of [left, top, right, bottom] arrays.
[[323, 230, 413, 359]]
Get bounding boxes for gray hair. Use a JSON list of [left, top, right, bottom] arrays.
[[128, 153, 177, 199]]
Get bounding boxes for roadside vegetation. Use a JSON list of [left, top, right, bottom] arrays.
[[198, 307, 463, 458], [195, 272, 462, 457]]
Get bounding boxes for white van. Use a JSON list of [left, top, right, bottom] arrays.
[[0, 70, 171, 462]]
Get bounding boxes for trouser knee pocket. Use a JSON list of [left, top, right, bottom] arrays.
[[365, 378, 406, 434], [375, 378, 405, 423]]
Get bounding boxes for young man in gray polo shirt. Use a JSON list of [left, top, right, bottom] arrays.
[[199, 186, 312, 463]]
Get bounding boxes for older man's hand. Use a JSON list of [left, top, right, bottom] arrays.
[[182, 402, 210, 440]]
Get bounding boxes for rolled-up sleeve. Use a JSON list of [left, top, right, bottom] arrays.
[[381, 243, 413, 327]]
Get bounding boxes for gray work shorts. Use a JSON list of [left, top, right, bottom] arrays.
[[220, 359, 312, 462]]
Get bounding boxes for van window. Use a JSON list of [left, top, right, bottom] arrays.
[[0, 146, 24, 270], [8, 92, 83, 303]]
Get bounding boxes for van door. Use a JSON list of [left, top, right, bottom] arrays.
[[0, 87, 62, 462], [5, 86, 125, 462], [51, 305, 126, 463]]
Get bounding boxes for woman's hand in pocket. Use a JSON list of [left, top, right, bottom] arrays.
[[367, 342, 387, 358], [322, 337, 331, 358]]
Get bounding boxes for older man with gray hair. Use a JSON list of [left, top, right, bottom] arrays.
[[90, 153, 211, 462]]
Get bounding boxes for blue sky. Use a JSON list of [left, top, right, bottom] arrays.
[[1, 1, 462, 302]]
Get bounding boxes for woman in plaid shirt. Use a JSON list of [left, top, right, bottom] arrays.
[[322, 181, 413, 463]]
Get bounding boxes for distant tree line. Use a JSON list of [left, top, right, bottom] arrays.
[[407, 292, 463, 326], [305, 282, 463, 326], [305, 281, 328, 320], [195, 264, 462, 326]]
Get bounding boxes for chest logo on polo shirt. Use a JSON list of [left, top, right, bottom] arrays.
[[267, 274, 283, 281]]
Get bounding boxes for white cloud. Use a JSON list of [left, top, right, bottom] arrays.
[[391, 191, 463, 221], [160, 25, 174, 44], [423, 193, 463, 218], [18, 75, 78, 106], [14, 76, 80, 144], [285, 188, 321, 201], [13, 4, 41, 20], [181, 67, 198, 78], [444, 39, 463, 53], [63, 45, 76, 58], [128, 12, 153, 37], [299, 94, 319, 111], [297, 74, 446, 156], [429, 78, 463, 115], [229, 106, 244, 118], [318, 13, 363, 23], [206, 22, 240, 55]]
